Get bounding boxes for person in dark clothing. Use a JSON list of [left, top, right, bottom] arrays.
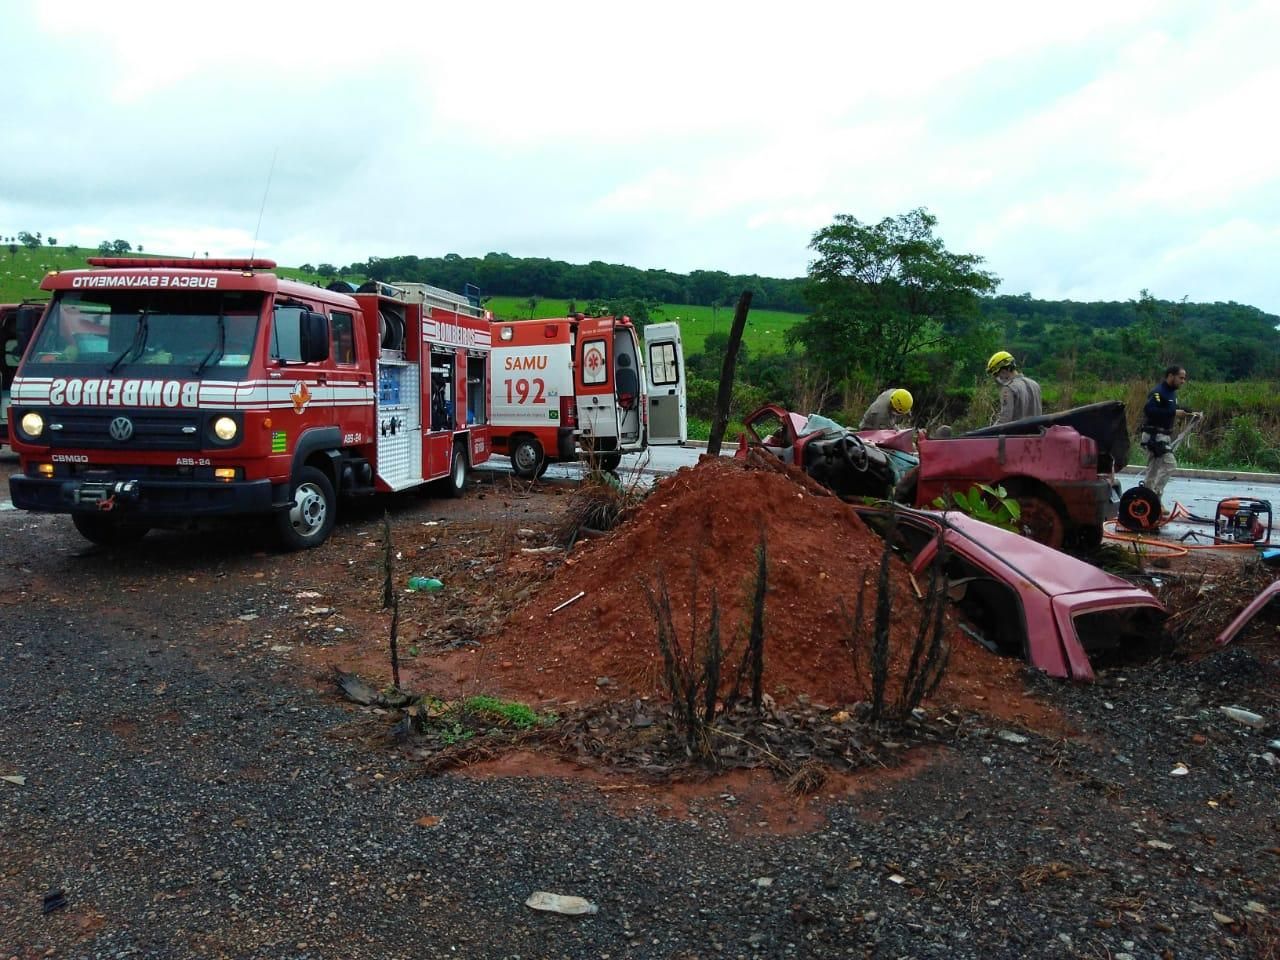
[[1140, 364, 1195, 497]]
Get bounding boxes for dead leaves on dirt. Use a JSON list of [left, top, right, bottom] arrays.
[[333, 669, 961, 792]]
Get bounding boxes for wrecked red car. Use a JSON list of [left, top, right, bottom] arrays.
[[1216, 580, 1280, 646], [854, 505, 1168, 681], [737, 401, 1129, 549]]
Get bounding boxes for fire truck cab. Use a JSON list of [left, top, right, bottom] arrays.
[[6, 258, 491, 549], [489, 315, 686, 477]]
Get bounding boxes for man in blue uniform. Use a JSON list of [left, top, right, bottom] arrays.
[[1140, 365, 1195, 497]]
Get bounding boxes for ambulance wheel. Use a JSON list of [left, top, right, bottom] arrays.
[[510, 437, 545, 480], [443, 442, 468, 498], [598, 453, 622, 472], [72, 514, 149, 547], [277, 466, 336, 550]]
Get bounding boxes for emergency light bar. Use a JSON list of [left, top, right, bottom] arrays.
[[85, 257, 278, 270]]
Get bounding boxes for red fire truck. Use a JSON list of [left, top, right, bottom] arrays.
[[1, 304, 20, 446], [0, 302, 42, 447], [489, 315, 687, 477], [6, 259, 492, 549]]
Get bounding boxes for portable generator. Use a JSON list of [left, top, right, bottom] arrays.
[[1213, 498, 1273, 544]]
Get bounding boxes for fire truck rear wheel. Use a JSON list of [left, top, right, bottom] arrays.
[[277, 466, 336, 550], [445, 442, 468, 498], [72, 513, 150, 547], [510, 437, 545, 480]]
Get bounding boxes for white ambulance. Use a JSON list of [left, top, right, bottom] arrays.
[[489, 315, 686, 477]]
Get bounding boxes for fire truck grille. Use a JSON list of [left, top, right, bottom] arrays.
[[46, 410, 203, 451]]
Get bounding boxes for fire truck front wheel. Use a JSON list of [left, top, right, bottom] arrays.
[[72, 513, 150, 547], [277, 466, 337, 550], [510, 437, 545, 480]]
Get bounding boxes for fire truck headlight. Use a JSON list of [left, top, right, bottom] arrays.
[[213, 416, 238, 441], [21, 411, 45, 438]]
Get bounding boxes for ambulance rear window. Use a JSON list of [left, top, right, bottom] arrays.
[[649, 341, 679, 386]]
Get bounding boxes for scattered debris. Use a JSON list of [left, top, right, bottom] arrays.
[[1219, 705, 1267, 729], [525, 891, 598, 915], [2, 775, 26, 786], [332, 668, 416, 709], [549, 590, 585, 614], [42, 889, 66, 914]]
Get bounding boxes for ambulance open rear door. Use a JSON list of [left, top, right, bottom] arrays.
[[642, 321, 686, 445]]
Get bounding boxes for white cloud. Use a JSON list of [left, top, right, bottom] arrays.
[[1, 0, 1276, 313]]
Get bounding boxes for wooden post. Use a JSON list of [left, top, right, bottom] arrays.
[[706, 290, 752, 457]]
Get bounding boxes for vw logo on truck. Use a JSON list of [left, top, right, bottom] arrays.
[[108, 416, 135, 442]]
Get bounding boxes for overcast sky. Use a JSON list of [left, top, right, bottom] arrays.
[[3, 1, 1278, 313]]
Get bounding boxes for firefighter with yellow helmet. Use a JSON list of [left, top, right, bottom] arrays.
[[859, 387, 914, 430], [987, 350, 1042, 424]]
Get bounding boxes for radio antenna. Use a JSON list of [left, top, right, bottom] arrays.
[[249, 147, 278, 265]]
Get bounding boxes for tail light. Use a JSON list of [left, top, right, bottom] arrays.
[[559, 395, 577, 427]]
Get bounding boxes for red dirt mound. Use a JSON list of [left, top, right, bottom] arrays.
[[479, 457, 1061, 728]]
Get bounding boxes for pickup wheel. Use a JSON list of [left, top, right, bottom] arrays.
[[276, 466, 336, 550], [1014, 493, 1067, 550], [510, 437, 545, 480], [72, 514, 149, 547], [1072, 524, 1104, 552]]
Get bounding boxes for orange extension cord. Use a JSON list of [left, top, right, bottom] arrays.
[[1102, 500, 1274, 557]]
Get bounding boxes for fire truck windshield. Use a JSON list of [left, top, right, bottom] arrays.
[[29, 290, 263, 377]]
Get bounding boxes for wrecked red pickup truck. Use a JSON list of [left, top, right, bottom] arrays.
[[737, 401, 1129, 549], [853, 505, 1167, 681]]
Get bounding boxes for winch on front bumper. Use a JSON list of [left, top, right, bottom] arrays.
[[10, 471, 277, 517]]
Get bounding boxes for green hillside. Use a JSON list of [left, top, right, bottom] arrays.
[[0, 245, 105, 302], [2, 249, 804, 359], [0, 246, 348, 303], [482, 296, 803, 356]]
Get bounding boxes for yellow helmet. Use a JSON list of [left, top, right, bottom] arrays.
[[889, 388, 913, 415], [987, 350, 1015, 375]]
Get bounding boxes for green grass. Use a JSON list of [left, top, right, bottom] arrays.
[[0, 245, 106, 302], [459, 695, 555, 729], [484, 296, 805, 357], [0, 245, 358, 303]]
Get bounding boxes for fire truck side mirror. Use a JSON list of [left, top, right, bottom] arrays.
[[15, 304, 43, 356], [298, 311, 330, 363]]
